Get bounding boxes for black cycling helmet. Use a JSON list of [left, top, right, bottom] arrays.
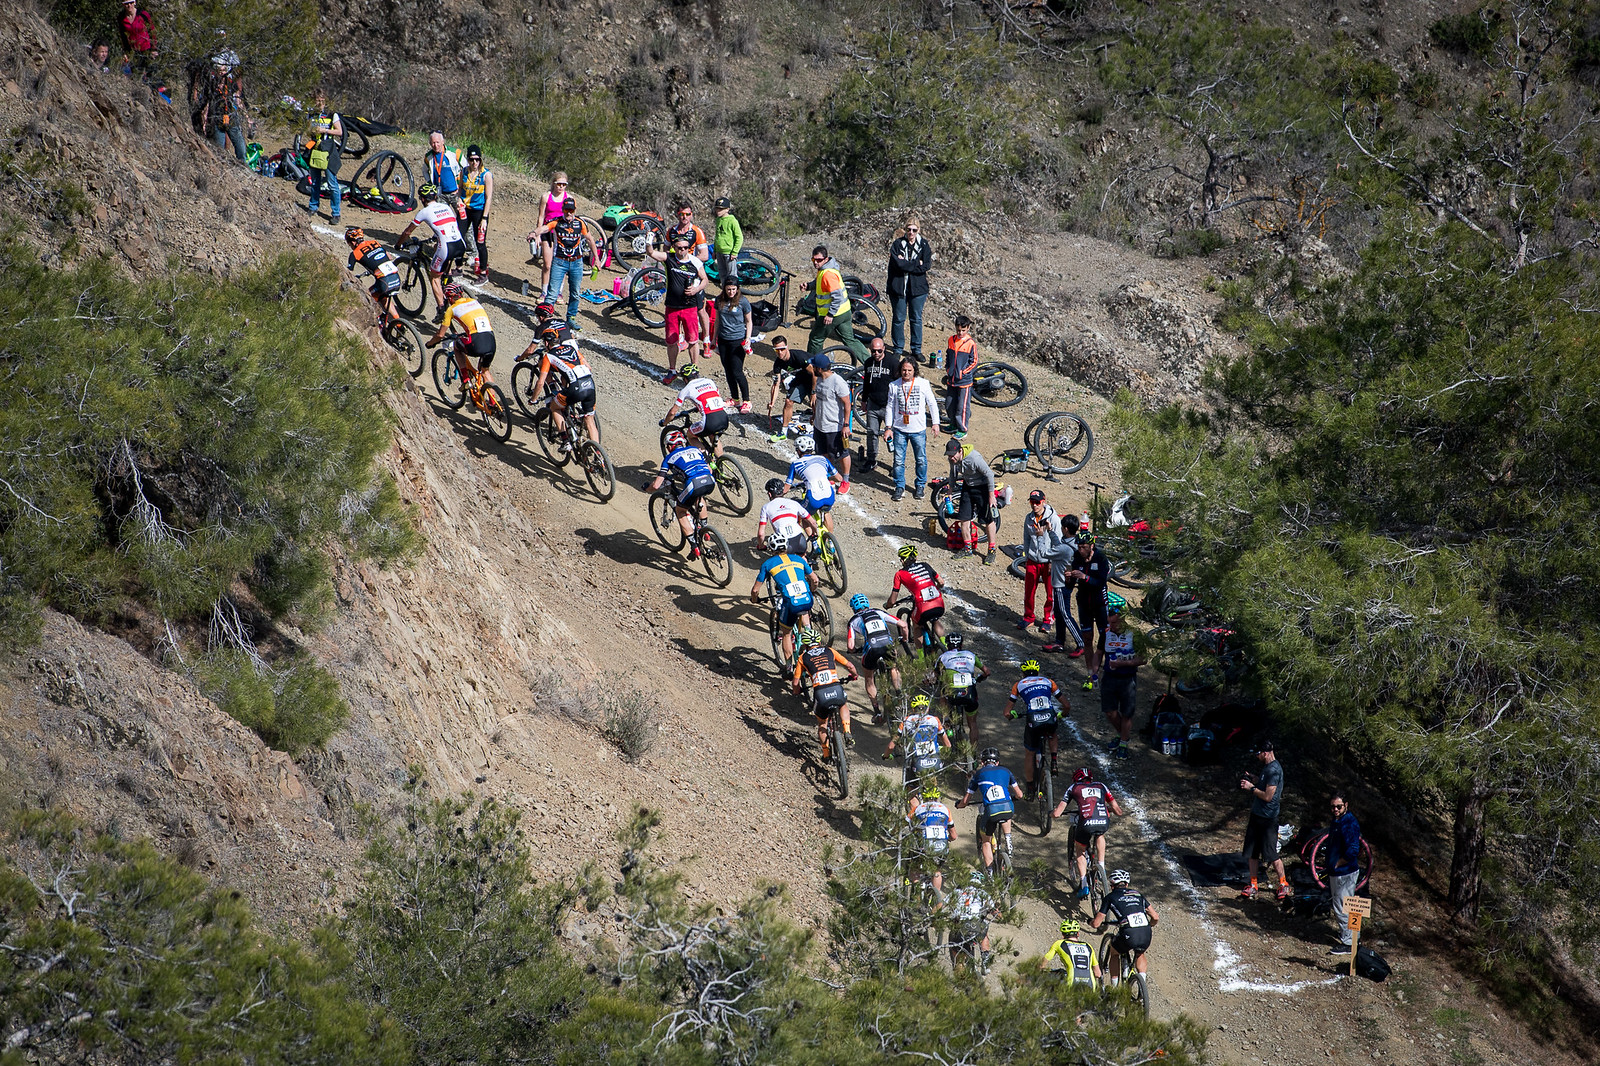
[[765, 478, 786, 499], [945, 632, 964, 650], [980, 747, 999, 764], [418, 182, 438, 201], [343, 225, 365, 244]]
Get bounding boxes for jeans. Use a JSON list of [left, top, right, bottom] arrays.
[[863, 406, 887, 466], [307, 168, 341, 217], [892, 429, 927, 493], [213, 123, 247, 165], [1330, 870, 1359, 946], [890, 291, 927, 358], [546, 257, 584, 325]]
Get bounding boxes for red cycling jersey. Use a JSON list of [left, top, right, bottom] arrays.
[[1068, 780, 1116, 828], [893, 561, 944, 619]]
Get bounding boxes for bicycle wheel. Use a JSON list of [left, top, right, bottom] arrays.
[[478, 383, 512, 443], [382, 316, 427, 377], [338, 124, 369, 159], [580, 217, 608, 270], [696, 524, 734, 588], [1304, 832, 1374, 892], [1033, 413, 1094, 475], [1128, 970, 1150, 1018], [768, 609, 789, 672], [1102, 536, 1159, 589], [578, 440, 616, 502], [970, 361, 1029, 408], [1089, 860, 1109, 915], [817, 531, 849, 596], [395, 259, 428, 318], [510, 360, 541, 422], [831, 717, 850, 799], [431, 349, 467, 410], [629, 266, 668, 329], [1099, 933, 1118, 981], [612, 213, 665, 270], [534, 412, 571, 467], [658, 414, 690, 456], [350, 150, 413, 204], [734, 249, 782, 296], [811, 589, 835, 645], [1038, 760, 1054, 836], [713, 454, 754, 516], [895, 607, 916, 657], [1175, 661, 1223, 696], [648, 491, 686, 551], [850, 296, 885, 344]]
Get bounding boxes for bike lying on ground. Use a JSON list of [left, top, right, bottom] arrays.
[[1022, 411, 1094, 475]]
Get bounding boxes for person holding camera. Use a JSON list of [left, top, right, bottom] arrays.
[[1239, 739, 1290, 901]]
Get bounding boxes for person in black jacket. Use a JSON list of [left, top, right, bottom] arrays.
[[886, 216, 932, 364], [857, 337, 895, 473]]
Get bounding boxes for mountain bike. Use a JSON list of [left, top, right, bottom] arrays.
[[658, 410, 753, 516], [519, 385, 615, 502], [1097, 929, 1150, 1018], [392, 239, 434, 319], [929, 476, 1008, 547], [819, 699, 850, 799], [1029, 736, 1057, 835], [430, 335, 511, 442], [1074, 842, 1109, 915], [647, 487, 734, 587], [1023, 411, 1094, 475], [790, 492, 847, 596], [704, 248, 783, 297], [761, 579, 835, 676], [376, 307, 427, 377], [1300, 830, 1374, 892], [887, 595, 945, 660]]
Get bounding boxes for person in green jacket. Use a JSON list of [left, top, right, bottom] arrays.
[[713, 197, 744, 288]]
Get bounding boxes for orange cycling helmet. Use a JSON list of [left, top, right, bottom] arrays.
[[344, 226, 365, 244]]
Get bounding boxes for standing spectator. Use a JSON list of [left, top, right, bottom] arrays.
[[1019, 490, 1062, 631], [1325, 793, 1363, 954], [856, 338, 894, 475], [810, 354, 853, 494], [461, 147, 493, 282], [199, 51, 248, 166], [1068, 535, 1111, 688], [806, 245, 869, 364], [1239, 739, 1291, 902], [1043, 514, 1085, 656], [535, 172, 569, 296], [887, 216, 932, 364], [883, 357, 939, 502], [423, 132, 476, 266], [87, 41, 112, 73], [943, 315, 978, 438], [1100, 604, 1144, 759], [944, 439, 998, 564], [119, 0, 158, 79], [712, 196, 743, 286], [645, 230, 707, 382], [669, 205, 712, 340], [304, 88, 342, 220], [713, 281, 754, 412], [764, 336, 812, 441], [535, 198, 591, 332]]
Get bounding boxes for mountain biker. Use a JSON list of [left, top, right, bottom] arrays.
[[1090, 869, 1158, 989], [344, 227, 401, 320], [426, 282, 496, 386], [646, 230, 709, 384], [534, 197, 590, 331], [784, 434, 842, 535], [764, 336, 814, 443], [909, 783, 955, 894], [1052, 768, 1125, 899], [1067, 535, 1112, 690], [644, 430, 717, 558], [846, 593, 907, 724], [791, 625, 859, 752], [957, 748, 1023, 874], [751, 534, 818, 663], [1101, 601, 1144, 759], [887, 545, 947, 648], [805, 245, 868, 364], [1040, 918, 1101, 989], [938, 633, 991, 749], [519, 322, 598, 446], [1006, 660, 1065, 800], [397, 183, 466, 318], [948, 871, 997, 973], [661, 363, 729, 458], [756, 479, 815, 550], [945, 438, 999, 565], [884, 694, 950, 796]]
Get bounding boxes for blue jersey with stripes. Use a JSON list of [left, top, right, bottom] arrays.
[[661, 445, 713, 482], [966, 765, 1018, 818], [756, 553, 814, 611]]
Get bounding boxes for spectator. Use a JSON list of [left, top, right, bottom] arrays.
[[645, 229, 708, 382], [887, 215, 932, 364], [535, 172, 569, 296], [119, 0, 158, 79], [1019, 490, 1062, 631], [199, 50, 248, 166], [1239, 739, 1291, 902], [856, 337, 894, 474], [462, 146, 493, 282], [1068, 535, 1112, 688], [304, 87, 342, 220], [943, 314, 978, 439], [669, 204, 713, 341], [423, 132, 476, 266], [1042, 514, 1085, 656], [806, 245, 869, 364], [945, 439, 998, 564], [87, 41, 112, 73], [713, 281, 754, 412], [883, 357, 940, 502], [1325, 793, 1363, 954], [1100, 604, 1144, 759], [764, 336, 812, 442], [712, 196, 743, 287], [536, 198, 591, 332], [810, 354, 852, 494]]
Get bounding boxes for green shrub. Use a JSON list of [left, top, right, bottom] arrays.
[[467, 91, 626, 189], [1430, 9, 1502, 57], [1403, 69, 1443, 107], [731, 178, 768, 234], [614, 67, 662, 130], [198, 649, 348, 755]]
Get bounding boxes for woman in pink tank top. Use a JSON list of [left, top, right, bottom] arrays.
[[537, 171, 569, 295]]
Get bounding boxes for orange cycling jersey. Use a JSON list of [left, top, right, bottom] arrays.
[[793, 645, 852, 690], [540, 344, 591, 384]]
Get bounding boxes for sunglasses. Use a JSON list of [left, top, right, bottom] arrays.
[[812, 256, 826, 262], [907, 226, 920, 232], [553, 181, 568, 186], [678, 210, 693, 217]]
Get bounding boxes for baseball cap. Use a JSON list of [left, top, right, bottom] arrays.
[[809, 353, 832, 370], [715, 196, 732, 210], [1028, 489, 1046, 503], [1250, 738, 1275, 753]]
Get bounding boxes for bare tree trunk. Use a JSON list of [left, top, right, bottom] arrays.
[[1448, 777, 1489, 927]]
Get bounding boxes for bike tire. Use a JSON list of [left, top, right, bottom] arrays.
[[851, 295, 885, 344], [818, 531, 848, 596], [931, 483, 992, 547], [896, 607, 918, 658], [579, 217, 609, 271], [697, 524, 734, 588], [533, 411, 571, 468], [479, 382, 512, 443], [1090, 861, 1109, 916], [382, 316, 427, 377], [832, 718, 850, 799], [1038, 761, 1054, 836], [1034, 413, 1094, 475], [970, 361, 1029, 408], [431, 349, 467, 410], [1102, 536, 1160, 589], [629, 265, 668, 329], [1304, 832, 1374, 893], [611, 213, 665, 270], [1129, 971, 1150, 1018], [648, 491, 685, 552], [733, 248, 782, 296], [349, 150, 415, 207], [1099, 932, 1118, 983], [338, 124, 369, 159], [768, 606, 789, 673], [713, 453, 753, 517], [395, 259, 428, 318], [658, 413, 689, 456], [510, 360, 541, 422], [578, 440, 616, 502], [1175, 662, 1223, 696], [811, 589, 835, 646]]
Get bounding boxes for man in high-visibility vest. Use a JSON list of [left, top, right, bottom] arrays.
[[806, 245, 869, 364]]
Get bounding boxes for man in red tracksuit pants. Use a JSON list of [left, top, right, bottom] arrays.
[[1020, 489, 1063, 633]]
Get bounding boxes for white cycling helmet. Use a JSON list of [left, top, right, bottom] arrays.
[[1109, 869, 1132, 887], [765, 532, 789, 554], [795, 434, 815, 455]]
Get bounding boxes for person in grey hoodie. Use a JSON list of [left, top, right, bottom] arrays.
[[944, 438, 999, 563], [1019, 489, 1063, 632], [1042, 515, 1085, 656]]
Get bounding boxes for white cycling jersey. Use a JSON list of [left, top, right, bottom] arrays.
[[759, 497, 807, 543], [413, 200, 463, 244]]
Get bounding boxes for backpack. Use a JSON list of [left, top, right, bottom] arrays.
[[1354, 947, 1391, 982], [1183, 726, 1218, 764], [751, 299, 783, 333]]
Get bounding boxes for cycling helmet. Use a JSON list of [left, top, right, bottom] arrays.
[[765, 478, 786, 499], [343, 226, 365, 244], [795, 434, 815, 455], [680, 362, 700, 378], [921, 784, 941, 801], [1109, 869, 1132, 887], [534, 302, 558, 321], [979, 747, 1000, 764], [798, 625, 823, 648], [418, 182, 439, 201], [665, 430, 689, 452], [897, 544, 918, 561], [1059, 918, 1081, 937], [1073, 768, 1092, 784], [1107, 591, 1128, 615], [442, 282, 465, 302], [1020, 659, 1040, 675], [850, 593, 869, 612], [945, 633, 964, 650], [909, 694, 931, 710], [765, 532, 789, 554]]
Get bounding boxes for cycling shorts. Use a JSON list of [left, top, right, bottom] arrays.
[[371, 274, 401, 298], [431, 238, 465, 274], [804, 490, 835, 515], [693, 408, 729, 437], [786, 380, 809, 404], [776, 598, 809, 630], [676, 473, 716, 509], [1070, 820, 1108, 849], [1022, 722, 1058, 753], [977, 811, 1013, 838], [811, 683, 847, 717], [665, 307, 700, 344], [912, 602, 944, 626], [904, 760, 941, 788], [556, 377, 596, 415], [946, 688, 978, 713], [1100, 673, 1136, 718], [462, 332, 496, 368], [862, 646, 894, 672], [1077, 591, 1109, 639], [1112, 927, 1152, 955]]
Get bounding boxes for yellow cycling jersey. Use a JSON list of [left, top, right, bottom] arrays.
[[444, 297, 492, 337], [1046, 939, 1098, 985]]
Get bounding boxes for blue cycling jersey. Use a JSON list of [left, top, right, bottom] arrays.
[[966, 765, 1018, 817], [662, 445, 713, 482], [787, 454, 838, 507], [756, 553, 814, 611]]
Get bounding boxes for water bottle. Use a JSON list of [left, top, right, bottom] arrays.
[[1080, 511, 1091, 535]]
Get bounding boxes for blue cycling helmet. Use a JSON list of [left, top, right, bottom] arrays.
[[850, 593, 869, 612]]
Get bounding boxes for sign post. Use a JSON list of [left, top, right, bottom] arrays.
[[1345, 896, 1372, 976]]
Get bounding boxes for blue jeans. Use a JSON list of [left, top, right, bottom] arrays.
[[892, 429, 927, 493], [546, 257, 584, 325], [308, 169, 342, 217], [212, 124, 247, 165], [890, 291, 927, 358]]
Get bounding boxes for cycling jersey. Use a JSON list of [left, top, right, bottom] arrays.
[[669, 221, 708, 257], [442, 297, 492, 341], [1045, 939, 1098, 987], [848, 608, 897, 654], [892, 562, 944, 618], [661, 444, 712, 483], [1104, 628, 1138, 676], [938, 649, 983, 703], [1009, 675, 1063, 727], [677, 377, 727, 416], [912, 801, 953, 854], [899, 713, 946, 778], [550, 216, 590, 261], [794, 645, 851, 692], [539, 343, 590, 386], [413, 200, 463, 244], [1100, 887, 1154, 952], [787, 454, 838, 510], [966, 765, 1017, 819], [664, 254, 704, 310], [348, 240, 398, 281], [1067, 780, 1115, 832], [758, 498, 808, 545], [756, 553, 814, 614]]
